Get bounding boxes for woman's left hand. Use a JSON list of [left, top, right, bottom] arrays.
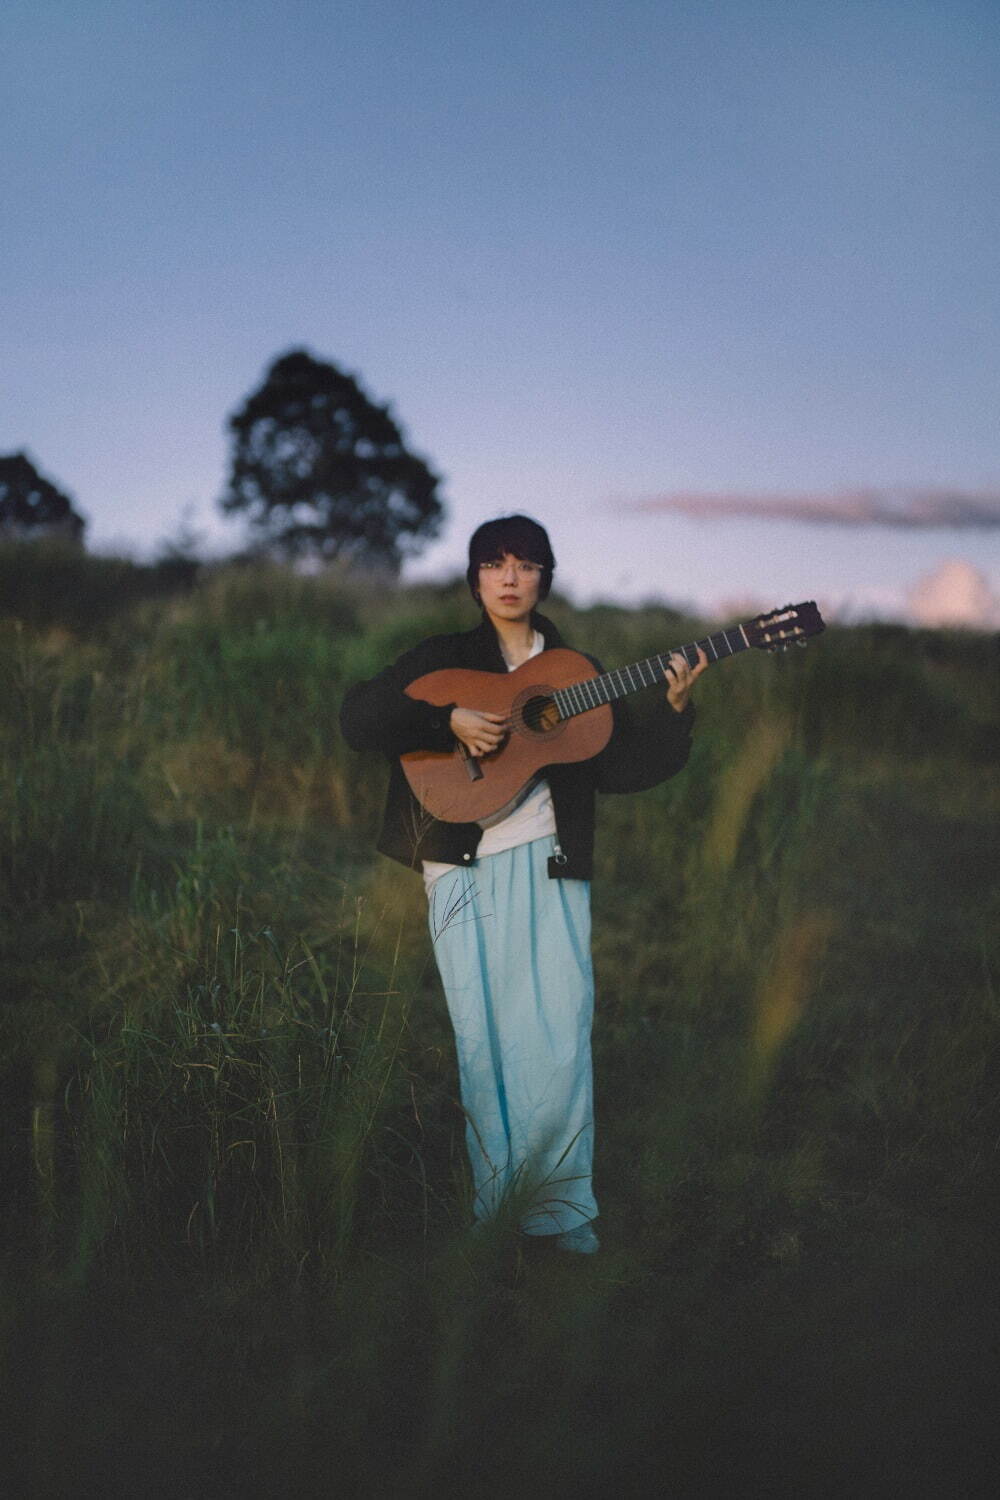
[[665, 647, 708, 713]]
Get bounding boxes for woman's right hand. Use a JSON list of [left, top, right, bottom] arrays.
[[449, 706, 507, 757]]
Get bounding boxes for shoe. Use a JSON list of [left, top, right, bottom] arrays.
[[554, 1223, 600, 1255]]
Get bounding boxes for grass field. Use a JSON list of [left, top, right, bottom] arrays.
[[2, 544, 998, 1497]]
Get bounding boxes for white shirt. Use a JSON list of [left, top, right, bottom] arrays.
[[421, 629, 557, 894]]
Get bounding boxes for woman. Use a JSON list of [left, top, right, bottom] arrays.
[[339, 515, 704, 1252]]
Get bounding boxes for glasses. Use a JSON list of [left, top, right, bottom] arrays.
[[478, 559, 543, 576]]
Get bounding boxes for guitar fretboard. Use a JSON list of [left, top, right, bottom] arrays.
[[552, 624, 750, 720]]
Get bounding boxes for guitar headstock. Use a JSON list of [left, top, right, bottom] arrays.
[[745, 601, 826, 653]]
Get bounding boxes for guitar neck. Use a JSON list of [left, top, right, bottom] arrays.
[[552, 622, 750, 720]]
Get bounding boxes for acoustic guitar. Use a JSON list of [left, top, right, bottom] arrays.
[[401, 601, 825, 824]]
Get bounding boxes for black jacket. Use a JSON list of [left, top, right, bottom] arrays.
[[339, 611, 694, 880]]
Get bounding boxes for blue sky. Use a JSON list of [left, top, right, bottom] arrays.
[[4, 0, 999, 623]]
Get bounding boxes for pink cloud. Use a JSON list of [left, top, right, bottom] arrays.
[[906, 560, 1000, 629], [623, 489, 1000, 529]]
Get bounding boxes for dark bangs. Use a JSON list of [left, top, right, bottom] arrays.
[[466, 515, 556, 600]]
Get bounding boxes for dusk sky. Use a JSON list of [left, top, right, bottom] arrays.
[[4, 0, 999, 625]]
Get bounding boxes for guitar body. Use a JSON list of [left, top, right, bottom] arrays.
[[402, 648, 613, 824]]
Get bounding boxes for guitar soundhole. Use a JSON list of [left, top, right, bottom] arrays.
[[517, 691, 562, 737]]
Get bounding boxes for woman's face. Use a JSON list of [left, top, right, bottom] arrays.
[[476, 551, 543, 626]]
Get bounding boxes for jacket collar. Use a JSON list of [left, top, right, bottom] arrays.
[[469, 610, 564, 671]]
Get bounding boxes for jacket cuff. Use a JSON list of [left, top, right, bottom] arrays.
[[406, 697, 456, 752]]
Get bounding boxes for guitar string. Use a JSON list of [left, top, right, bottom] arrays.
[[508, 615, 810, 727], [554, 627, 748, 720]]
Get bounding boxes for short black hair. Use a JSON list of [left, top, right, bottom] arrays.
[[466, 514, 556, 602]]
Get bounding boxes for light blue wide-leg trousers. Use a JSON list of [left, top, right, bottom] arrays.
[[428, 836, 598, 1235]]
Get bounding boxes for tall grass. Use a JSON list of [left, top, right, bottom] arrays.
[[1, 549, 998, 1494], [72, 903, 409, 1282]]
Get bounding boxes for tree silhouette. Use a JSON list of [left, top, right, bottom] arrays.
[[221, 350, 444, 568], [0, 452, 85, 542]]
